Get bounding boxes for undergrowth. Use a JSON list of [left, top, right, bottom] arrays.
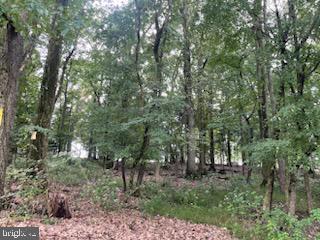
[[5, 156, 320, 239], [140, 175, 320, 240], [47, 154, 104, 185]]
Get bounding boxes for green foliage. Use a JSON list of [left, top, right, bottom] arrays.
[[141, 182, 227, 219], [141, 181, 263, 240], [13, 125, 53, 154], [6, 159, 46, 199], [263, 208, 320, 240], [140, 177, 320, 240], [47, 155, 103, 186], [222, 188, 263, 219], [142, 181, 227, 208], [4, 158, 47, 217], [250, 139, 289, 160], [0, 0, 50, 35], [86, 177, 124, 211]]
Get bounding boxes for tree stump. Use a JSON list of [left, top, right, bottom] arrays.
[[48, 192, 72, 219]]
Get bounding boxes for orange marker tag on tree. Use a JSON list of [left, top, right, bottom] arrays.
[[0, 107, 3, 127]]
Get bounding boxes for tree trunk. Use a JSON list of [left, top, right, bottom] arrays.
[[136, 162, 145, 187], [30, 0, 68, 165], [303, 169, 312, 215], [246, 168, 253, 184], [226, 130, 232, 167], [57, 76, 69, 153], [155, 161, 160, 182], [0, 22, 24, 196], [181, 1, 196, 177], [87, 132, 94, 160], [262, 168, 274, 212], [179, 145, 185, 164], [246, 118, 254, 183], [121, 158, 127, 192], [198, 130, 206, 175], [169, 144, 176, 164], [220, 128, 225, 165], [253, 0, 275, 211], [129, 125, 149, 189], [278, 159, 287, 193], [288, 172, 297, 215], [48, 192, 71, 219], [209, 128, 215, 171], [239, 117, 246, 167]]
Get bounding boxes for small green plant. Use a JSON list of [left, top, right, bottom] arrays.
[[87, 178, 124, 211], [9, 204, 31, 220], [222, 188, 263, 219], [262, 208, 320, 240], [41, 217, 57, 225]]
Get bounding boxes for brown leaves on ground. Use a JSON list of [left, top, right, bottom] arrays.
[[11, 211, 236, 240], [1, 186, 236, 240]]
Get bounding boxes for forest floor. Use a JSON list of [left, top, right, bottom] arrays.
[[0, 166, 236, 239]]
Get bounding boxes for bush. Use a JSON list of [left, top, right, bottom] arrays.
[[4, 160, 47, 217], [222, 188, 263, 219], [6, 163, 46, 199], [264, 208, 320, 240]]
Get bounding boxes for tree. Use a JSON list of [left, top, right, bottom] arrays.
[[30, 0, 69, 164], [0, 19, 24, 196], [181, 0, 196, 177]]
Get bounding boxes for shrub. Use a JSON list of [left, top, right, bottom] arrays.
[[222, 188, 263, 219], [262, 208, 320, 240]]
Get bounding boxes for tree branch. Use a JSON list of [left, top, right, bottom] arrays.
[[55, 45, 76, 103]]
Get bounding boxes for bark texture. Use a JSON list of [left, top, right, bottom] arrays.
[[30, 0, 68, 163], [48, 192, 72, 219], [181, 0, 196, 177], [0, 22, 24, 196]]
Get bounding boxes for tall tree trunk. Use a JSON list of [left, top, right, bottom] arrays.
[[169, 144, 176, 164], [262, 168, 275, 212], [303, 169, 312, 215], [278, 160, 287, 193], [240, 117, 246, 167], [155, 161, 160, 182], [57, 75, 69, 153], [0, 22, 24, 196], [121, 158, 127, 192], [87, 131, 94, 160], [181, 0, 196, 177], [220, 128, 225, 165], [179, 145, 185, 164], [131, 0, 171, 188], [129, 125, 149, 188], [226, 130, 232, 167], [253, 0, 274, 211], [198, 130, 206, 175], [134, 125, 149, 188], [288, 172, 297, 215], [209, 128, 215, 171], [196, 50, 208, 175], [30, 0, 68, 166], [244, 117, 254, 183]]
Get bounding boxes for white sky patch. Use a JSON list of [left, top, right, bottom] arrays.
[[71, 139, 88, 158], [93, 0, 128, 9]]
